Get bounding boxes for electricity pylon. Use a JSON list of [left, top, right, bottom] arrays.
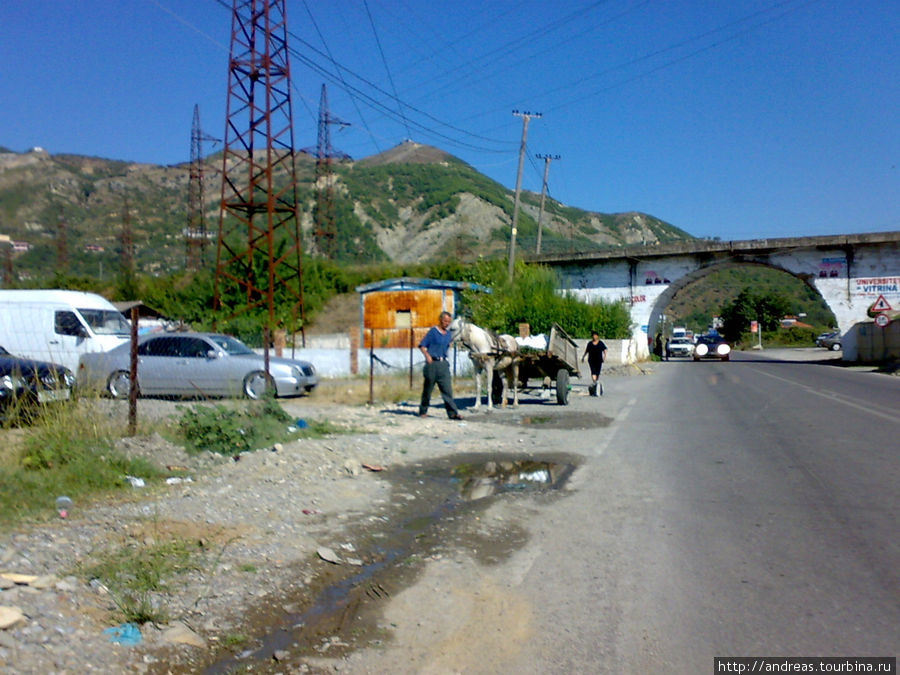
[[213, 0, 306, 351]]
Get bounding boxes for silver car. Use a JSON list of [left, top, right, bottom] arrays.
[[77, 332, 318, 399]]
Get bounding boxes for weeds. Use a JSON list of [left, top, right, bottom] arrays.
[[0, 400, 162, 527], [177, 396, 348, 455], [78, 531, 205, 625]]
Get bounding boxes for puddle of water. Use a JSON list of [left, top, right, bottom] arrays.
[[201, 452, 578, 674]]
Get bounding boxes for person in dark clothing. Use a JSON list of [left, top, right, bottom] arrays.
[[581, 331, 607, 396], [418, 311, 462, 419]]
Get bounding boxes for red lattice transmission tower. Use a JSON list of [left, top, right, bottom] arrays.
[[309, 84, 349, 259], [185, 104, 218, 271], [214, 0, 305, 346], [56, 214, 68, 273]]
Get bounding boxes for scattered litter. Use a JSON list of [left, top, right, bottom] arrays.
[[295, 419, 308, 429], [362, 463, 384, 472], [103, 622, 143, 646], [316, 547, 341, 564], [55, 495, 72, 519], [301, 509, 320, 515], [339, 542, 356, 552], [165, 477, 193, 485], [124, 475, 145, 488], [166, 465, 189, 472]]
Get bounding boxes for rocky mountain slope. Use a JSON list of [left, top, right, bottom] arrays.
[[0, 142, 692, 278]]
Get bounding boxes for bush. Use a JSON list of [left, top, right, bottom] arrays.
[[177, 397, 294, 455]]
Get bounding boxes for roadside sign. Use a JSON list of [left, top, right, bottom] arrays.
[[874, 313, 891, 328], [750, 320, 758, 333], [871, 295, 893, 312]]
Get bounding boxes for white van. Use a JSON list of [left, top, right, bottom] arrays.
[[0, 290, 130, 373]]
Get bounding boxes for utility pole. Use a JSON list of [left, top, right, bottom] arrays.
[[534, 153, 560, 255], [508, 110, 541, 280]]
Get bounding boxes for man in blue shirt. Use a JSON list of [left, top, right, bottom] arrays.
[[418, 311, 462, 419]]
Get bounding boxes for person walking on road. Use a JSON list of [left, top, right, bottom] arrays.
[[581, 331, 607, 396], [418, 311, 463, 420]]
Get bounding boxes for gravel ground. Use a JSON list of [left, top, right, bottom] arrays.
[[0, 379, 589, 674]]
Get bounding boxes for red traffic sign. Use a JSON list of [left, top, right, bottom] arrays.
[[874, 313, 891, 328], [871, 295, 893, 312]]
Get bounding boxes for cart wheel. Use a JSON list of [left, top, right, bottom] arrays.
[[556, 369, 569, 405]]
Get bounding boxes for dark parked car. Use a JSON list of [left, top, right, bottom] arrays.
[[692, 334, 731, 361], [816, 331, 841, 351], [77, 332, 319, 400], [0, 345, 75, 420]]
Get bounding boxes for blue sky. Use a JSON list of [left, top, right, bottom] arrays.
[[2, 0, 897, 241]]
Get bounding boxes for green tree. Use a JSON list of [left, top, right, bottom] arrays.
[[720, 288, 791, 342]]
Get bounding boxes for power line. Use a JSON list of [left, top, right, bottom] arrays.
[[362, 0, 411, 140]]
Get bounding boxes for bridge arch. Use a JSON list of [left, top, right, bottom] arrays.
[[535, 232, 900, 361], [642, 259, 829, 341]]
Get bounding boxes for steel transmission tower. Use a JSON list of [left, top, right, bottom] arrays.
[[56, 214, 68, 273], [308, 84, 349, 259], [186, 104, 219, 271], [214, 0, 306, 349]]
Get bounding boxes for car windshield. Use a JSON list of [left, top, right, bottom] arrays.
[[79, 309, 131, 336], [208, 335, 255, 355]]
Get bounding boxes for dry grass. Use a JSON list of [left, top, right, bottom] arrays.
[[309, 374, 475, 406]]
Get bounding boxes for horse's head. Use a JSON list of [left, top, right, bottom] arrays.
[[448, 317, 465, 343]]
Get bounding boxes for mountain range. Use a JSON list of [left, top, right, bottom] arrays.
[[0, 141, 693, 279]]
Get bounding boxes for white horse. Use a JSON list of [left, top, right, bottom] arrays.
[[449, 318, 520, 410]]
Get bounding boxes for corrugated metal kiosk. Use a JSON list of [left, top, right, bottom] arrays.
[[355, 277, 490, 349]]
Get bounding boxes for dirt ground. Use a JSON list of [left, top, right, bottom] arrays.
[[0, 376, 610, 674]]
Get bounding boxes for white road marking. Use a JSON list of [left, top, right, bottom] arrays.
[[752, 368, 899, 423]]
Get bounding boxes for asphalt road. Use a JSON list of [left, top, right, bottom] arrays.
[[494, 351, 899, 673]]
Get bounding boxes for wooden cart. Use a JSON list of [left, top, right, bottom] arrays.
[[495, 323, 581, 405]]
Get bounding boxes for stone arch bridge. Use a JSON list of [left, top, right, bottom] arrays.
[[531, 231, 900, 361]]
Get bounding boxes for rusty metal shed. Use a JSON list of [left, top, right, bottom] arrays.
[[355, 277, 490, 349]]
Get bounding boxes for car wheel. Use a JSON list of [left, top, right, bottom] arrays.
[[830, 343, 841, 351], [243, 371, 274, 399], [722, 355, 730, 361], [107, 370, 132, 399]]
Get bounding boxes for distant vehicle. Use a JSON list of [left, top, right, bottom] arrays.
[[816, 331, 841, 351], [77, 332, 318, 400], [667, 336, 695, 358], [693, 334, 731, 361], [0, 345, 74, 421], [0, 290, 130, 373]]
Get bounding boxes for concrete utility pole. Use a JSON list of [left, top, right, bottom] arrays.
[[508, 110, 541, 280], [534, 153, 560, 255]]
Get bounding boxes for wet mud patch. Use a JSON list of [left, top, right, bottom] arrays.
[[198, 452, 580, 674], [469, 408, 613, 430]]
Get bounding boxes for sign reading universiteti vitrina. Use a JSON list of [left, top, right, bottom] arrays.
[[854, 277, 900, 298]]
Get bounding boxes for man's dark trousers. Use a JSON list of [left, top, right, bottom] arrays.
[[419, 360, 458, 417]]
